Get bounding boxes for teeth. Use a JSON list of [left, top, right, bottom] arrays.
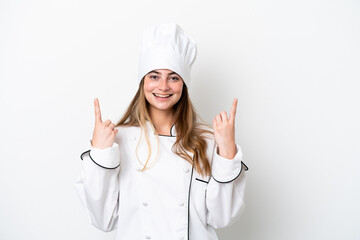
[[154, 93, 172, 98]]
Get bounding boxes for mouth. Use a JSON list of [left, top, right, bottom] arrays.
[[153, 93, 173, 98]]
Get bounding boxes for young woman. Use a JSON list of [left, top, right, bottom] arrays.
[[75, 23, 248, 240]]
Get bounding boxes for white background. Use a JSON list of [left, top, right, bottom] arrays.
[[1, 0, 359, 239]]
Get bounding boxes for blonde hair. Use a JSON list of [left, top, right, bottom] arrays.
[[115, 78, 213, 176]]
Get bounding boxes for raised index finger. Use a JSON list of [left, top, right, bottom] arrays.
[[94, 98, 102, 124], [229, 98, 238, 122]]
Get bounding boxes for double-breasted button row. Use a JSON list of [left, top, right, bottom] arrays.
[[136, 162, 188, 240]]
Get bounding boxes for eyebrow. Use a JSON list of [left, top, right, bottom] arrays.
[[148, 70, 178, 75]]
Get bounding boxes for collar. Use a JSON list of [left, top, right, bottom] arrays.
[[145, 120, 177, 137]]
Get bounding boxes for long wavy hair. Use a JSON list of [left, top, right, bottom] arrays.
[[115, 77, 214, 176]]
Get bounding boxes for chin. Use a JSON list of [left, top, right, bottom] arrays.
[[156, 105, 175, 111], [149, 103, 176, 111]]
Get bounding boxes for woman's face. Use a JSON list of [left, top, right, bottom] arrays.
[[143, 69, 184, 114]]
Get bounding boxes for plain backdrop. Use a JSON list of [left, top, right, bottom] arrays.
[[1, 0, 359, 239]]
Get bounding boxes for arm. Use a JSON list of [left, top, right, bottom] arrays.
[[206, 98, 249, 228], [74, 98, 121, 232], [205, 143, 248, 228], [74, 141, 121, 232]]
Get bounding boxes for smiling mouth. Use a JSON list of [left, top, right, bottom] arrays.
[[153, 93, 173, 98]]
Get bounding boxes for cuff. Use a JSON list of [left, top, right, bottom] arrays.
[[211, 144, 248, 183], [80, 142, 121, 169]]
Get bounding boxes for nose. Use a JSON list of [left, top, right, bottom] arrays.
[[158, 77, 170, 91]]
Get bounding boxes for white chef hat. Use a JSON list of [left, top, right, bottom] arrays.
[[138, 23, 197, 87]]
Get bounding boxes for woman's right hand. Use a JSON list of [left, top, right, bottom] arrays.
[[91, 98, 118, 149]]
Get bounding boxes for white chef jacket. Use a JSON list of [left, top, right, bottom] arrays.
[[74, 121, 248, 240]]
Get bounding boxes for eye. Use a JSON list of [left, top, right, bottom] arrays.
[[170, 76, 179, 81], [149, 75, 158, 79]]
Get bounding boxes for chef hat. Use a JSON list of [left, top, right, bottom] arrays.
[[138, 23, 197, 86]]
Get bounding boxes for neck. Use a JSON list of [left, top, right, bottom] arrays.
[[149, 108, 175, 135]]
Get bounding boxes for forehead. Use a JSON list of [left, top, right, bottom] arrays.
[[147, 69, 179, 75]]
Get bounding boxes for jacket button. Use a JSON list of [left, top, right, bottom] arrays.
[[145, 235, 151, 239], [178, 201, 185, 207], [142, 202, 148, 206], [184, 167, 189, 173], [136, 167, 142, 172]]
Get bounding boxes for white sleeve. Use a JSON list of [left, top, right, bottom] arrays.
[[74, 141, 121, 232], [205, 143, 248, 229]]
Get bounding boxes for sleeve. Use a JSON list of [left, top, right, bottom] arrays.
[[205, 143, 248, 229], [74, 140, 121, 232]]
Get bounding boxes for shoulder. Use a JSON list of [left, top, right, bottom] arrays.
[[114, 125, 141, 141], [115, 124, 139, 132]]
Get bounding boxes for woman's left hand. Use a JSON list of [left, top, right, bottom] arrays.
[[212, 98, 238, 159]]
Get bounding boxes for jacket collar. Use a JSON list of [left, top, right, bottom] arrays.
[[145, 120, 177, 137]]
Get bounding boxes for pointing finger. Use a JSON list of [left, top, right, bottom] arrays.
[[94, 98, 103, 124], [229, 98, 238, 122]]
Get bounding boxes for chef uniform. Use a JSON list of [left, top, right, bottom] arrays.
[[74, 23, 249, 240]]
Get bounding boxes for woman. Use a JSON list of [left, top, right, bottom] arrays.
[[75, 23, 248, 240]]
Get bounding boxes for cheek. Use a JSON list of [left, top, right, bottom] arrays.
[[174, 83, 184, 94], [170, 80, 183, 91], [144, 80, 157, 95], [144, 89, 153, 102]]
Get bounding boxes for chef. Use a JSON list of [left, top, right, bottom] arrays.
[[75, 22, 248, 240]]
